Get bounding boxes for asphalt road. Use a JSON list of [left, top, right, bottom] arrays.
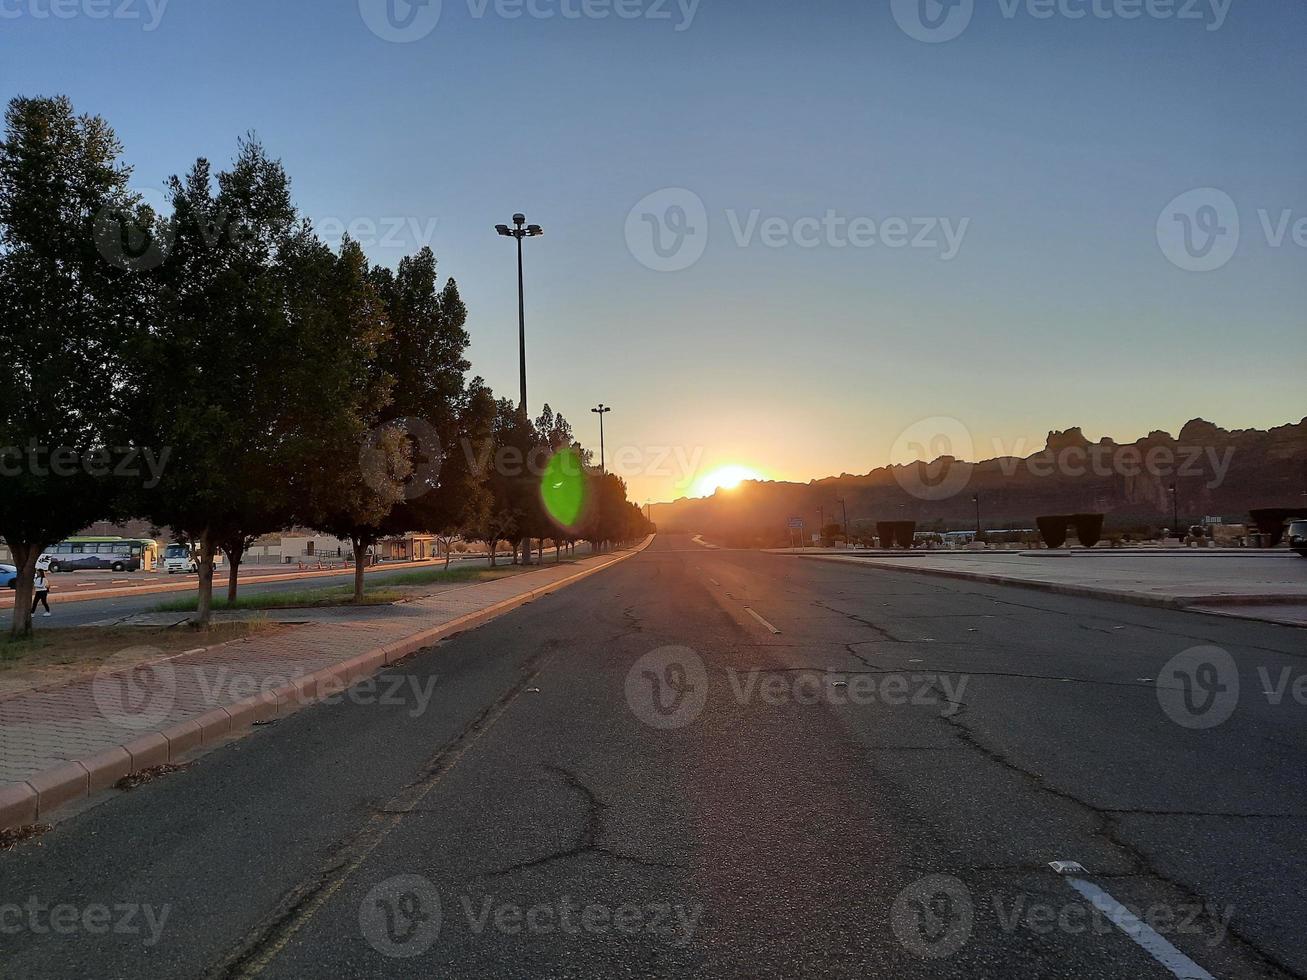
[[2, 534, 1304, 978]]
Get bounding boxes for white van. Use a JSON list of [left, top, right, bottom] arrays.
[[163, 543, 225, 574]]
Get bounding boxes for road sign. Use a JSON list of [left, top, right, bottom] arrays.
[[787, 517, 804, 529]]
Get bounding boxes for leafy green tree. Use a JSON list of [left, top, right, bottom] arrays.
[[582, 472, 648, 551], [134, 139, 331, 626], [305, 245, 480, 594], [441, 378, 497, 562], [0, 96, 149, 637], [369, 249, 482, 549], [296, 237, 404, 603]]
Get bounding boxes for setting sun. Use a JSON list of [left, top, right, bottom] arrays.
[[691, 465, 766, 498]]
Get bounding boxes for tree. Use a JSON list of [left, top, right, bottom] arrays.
[[442, 378, 497, 563], [297, 238, 403, 603], [366, 250, 485, 564], [0, 96, 149, 637], [532, 404, 581, 562], [133, 138, 328, 626], [473, 398, 534, 566], [581, 472, 648, 551], [304, 246, 480, 595], [309, 421, 410, 602]]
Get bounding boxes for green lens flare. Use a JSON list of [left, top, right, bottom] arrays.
[[541, 448, 586, 528]]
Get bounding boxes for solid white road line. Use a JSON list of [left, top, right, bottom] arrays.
[[1064, 878, 1215, 980], [744, 607, 782, 634]]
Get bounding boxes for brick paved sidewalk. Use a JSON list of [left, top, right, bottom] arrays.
[[0, 540, 650, 827]]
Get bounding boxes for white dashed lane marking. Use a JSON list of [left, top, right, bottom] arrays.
[[1064, 878, 1215, 980], [744, 607, 782, 635]]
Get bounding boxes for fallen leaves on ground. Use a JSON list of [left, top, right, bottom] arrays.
[[115, 763, 194, 791], [0, 823, 52, 850]]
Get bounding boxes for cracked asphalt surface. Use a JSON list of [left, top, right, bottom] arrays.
[[2, 533, 1304, 978]]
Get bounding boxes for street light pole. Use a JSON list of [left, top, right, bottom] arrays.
[[838, 498, 849, 547], [495, 213, 544, 415], [516, 231, 525, 410], [1171, 482, 1179, 540], [973, 493, 981, 536], [591, 404, 611, 473]]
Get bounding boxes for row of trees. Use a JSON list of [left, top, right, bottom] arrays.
[[0, 95, 650, 637]]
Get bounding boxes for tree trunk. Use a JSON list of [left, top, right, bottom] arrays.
[[537, 539, 543, 563], [351, 535, 367, 603], [443, 541, 451, 568], [193, 531, 217, 629], [7, 543, 41, 639], [226, 558, 240, 605], [225, 539, 245, 605], [488, 538, 497, 568]]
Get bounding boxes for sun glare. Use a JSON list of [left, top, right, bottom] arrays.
[[692, 465, 765, 498]]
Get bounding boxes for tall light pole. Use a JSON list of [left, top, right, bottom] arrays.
[[495, 213, 543, 414], [591, 404, 611, 473], [973, 493, 981, 536], [1170, 481, 1179, 539], [837, 497, 849, 546]]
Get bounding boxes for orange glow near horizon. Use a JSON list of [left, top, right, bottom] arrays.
[[690, 465, 767, 498]]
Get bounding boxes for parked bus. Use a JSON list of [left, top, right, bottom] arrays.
[[39, 537, 160, 573]]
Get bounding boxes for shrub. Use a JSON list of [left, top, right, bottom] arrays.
[[1250, 508, 1307, 547], [1037, 515, 1070, 549], [876, 522, 896, 549], [1072, 513, 1104, 549], [893, 521, 917, 549]]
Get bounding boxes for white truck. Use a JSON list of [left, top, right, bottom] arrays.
[[162, 543, 225, 575]]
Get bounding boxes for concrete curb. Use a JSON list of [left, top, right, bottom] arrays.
[[0, 536, 653, 830], [791, 553, 1307, 622]]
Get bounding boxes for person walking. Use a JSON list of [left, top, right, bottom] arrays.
[[31, 568, 52, 617]]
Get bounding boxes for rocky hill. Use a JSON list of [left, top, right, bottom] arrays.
[[651, 417, 1307, 539]]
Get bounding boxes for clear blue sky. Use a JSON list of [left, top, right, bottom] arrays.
[[5, 0, 1303, 503]]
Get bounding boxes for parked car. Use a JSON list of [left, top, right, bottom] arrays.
[[0, 563, 17, 589], [1289, 520, 1307, 559]]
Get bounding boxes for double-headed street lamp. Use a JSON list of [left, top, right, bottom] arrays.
[[495, 213, 544, 414], [591, 404, 611, 473]]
